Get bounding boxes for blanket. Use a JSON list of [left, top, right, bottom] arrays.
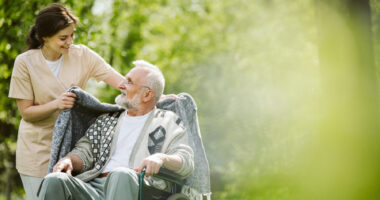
[[48, 86, 124, 173]]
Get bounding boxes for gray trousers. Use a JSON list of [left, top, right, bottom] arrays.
[[20, 174, 44, 200], [37, 167, 139, 200]]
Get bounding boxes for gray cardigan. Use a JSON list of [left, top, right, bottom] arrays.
[[69, 108, 194, 182]]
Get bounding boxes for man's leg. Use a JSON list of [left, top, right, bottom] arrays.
[[37, 172, 103, 200], [104, 167, 139, 200]]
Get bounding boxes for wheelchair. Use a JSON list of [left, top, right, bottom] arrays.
[[138, 168, 190, 200]]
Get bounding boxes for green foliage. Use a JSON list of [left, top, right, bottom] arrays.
[[1, 0, 380, 199]]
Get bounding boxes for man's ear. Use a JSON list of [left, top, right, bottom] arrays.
[[142, 90, 155, 103]]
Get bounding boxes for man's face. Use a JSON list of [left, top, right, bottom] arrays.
[[115, 68, 148, 109]]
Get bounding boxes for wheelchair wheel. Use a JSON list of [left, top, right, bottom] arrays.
[[167, 193, 190, 200]]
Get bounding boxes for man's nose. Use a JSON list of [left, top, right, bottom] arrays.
[[118, 83, 125, 90]]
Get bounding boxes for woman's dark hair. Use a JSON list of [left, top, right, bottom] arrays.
[[27, 3, 79, 50]]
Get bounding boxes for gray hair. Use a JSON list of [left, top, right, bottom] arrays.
[[132, 60, 165, 102]]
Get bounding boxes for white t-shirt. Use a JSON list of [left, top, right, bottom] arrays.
[[102, 111, 151, 173], [43, 53, 64, 78]]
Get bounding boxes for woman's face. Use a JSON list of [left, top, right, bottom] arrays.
[[42, 23, 75, 55]]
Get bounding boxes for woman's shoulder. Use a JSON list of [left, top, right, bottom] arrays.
[[16, 49, 40, 61], [69, 44, 93, 52], [68, 44, 94, 57]]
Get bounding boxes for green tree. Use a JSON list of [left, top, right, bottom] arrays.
[[2, 0, 380, 199]]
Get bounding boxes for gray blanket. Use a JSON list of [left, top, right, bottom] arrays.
[[48, 86, 124, 173], [157, 93, 211, 195], [48, 87, 211, 195]]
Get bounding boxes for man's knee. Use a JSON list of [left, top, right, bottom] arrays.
[[104, 168, 139, 199], [109, 167, 137, 180], [38, 172, 70, 199], [42, 172, 70, 187]]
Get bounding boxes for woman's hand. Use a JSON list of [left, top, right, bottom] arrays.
[[56, 92, 77, 110], [159, 94, 178, 101], [17, 92, 75, 122]]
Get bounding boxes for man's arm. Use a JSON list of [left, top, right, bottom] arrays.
[[134, 153, 183, 178], [135, 114, 194, 178], [53, 136, 94, 175], [53, 154, 83, 175]]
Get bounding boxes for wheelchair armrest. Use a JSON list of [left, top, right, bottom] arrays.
[[153, 168, 185, 186]]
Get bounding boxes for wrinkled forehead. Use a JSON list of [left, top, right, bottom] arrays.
[[125, 67, 149, 84]]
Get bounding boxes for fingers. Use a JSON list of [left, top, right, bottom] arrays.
[[52, 158, 73, 175], [53, 162, 65, 173], [66, 168, 72, 176], [62, 94, 76, 103], [165, 94, 178, 99], [59, 101, 75, 109], [63, 92, 77, 98], [138, 156, 163, 177], [145, 165, 160, 177], [57, 92, 77, 109], [159, 94, 178, 101], [135, 163, 145, 174]]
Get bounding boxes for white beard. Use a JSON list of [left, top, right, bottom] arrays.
[[115, 91, 141, 110]]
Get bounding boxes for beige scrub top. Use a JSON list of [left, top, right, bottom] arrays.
[[8, 44, 117, 178]]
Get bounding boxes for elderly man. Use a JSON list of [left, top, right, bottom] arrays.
[[37, 60, 194, 200]]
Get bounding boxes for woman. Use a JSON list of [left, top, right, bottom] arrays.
[[8, 3, 124, 199]]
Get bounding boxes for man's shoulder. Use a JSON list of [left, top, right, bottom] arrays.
[[86, 111, 123, 138], [94, 111, 124, 124], [153, 108, 178, 120], [153, 108, 185, 129]]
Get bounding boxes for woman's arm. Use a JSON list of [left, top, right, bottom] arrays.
[[16, 92, 77, 122], [103, 71, 124, 89]]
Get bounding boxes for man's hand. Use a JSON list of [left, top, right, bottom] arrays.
[[135, 153, 167, 177], [53, 157, 74, 175]]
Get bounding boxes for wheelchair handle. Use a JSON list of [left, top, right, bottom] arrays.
[[138, 169, 146, 200]]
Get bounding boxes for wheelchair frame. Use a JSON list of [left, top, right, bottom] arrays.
[[138, 168, 190, 200]]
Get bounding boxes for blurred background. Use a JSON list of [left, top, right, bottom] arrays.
[[1, 0, 380, 199]]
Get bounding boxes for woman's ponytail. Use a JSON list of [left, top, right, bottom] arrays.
[[26, 25, 42, 50]]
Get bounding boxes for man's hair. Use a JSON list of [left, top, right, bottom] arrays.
[[132, 60, 165, 102]]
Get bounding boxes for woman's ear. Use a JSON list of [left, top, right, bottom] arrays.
[[42, 37, 48, 43]]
